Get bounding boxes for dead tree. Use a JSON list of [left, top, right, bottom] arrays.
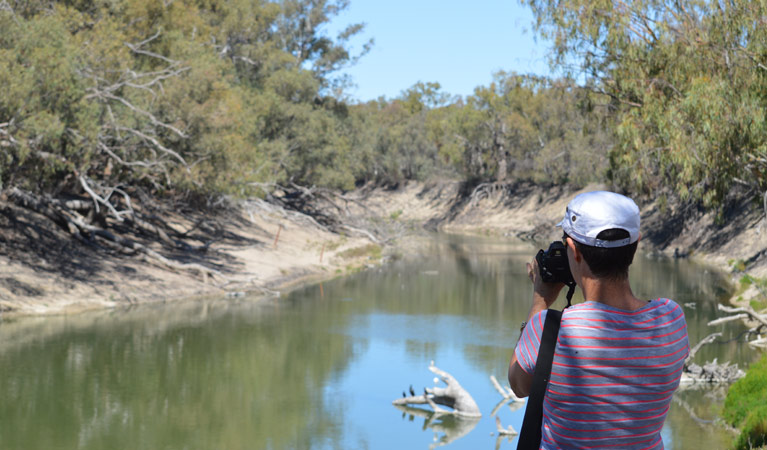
[[392, 362, 481, 418]]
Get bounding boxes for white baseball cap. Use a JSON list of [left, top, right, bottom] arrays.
[[557, 191, 640, 248]]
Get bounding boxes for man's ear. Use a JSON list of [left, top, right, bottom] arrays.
[[566, 237, 581, 262]]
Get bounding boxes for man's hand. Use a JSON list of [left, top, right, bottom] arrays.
[[526, 256, 565, 308], [509, 254, 567, 397]]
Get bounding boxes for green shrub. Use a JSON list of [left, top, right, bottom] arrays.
[[337, 243, 382, 260], [723, 354, 767, 449]]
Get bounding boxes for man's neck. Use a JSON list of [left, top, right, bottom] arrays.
[[579, 276, 645, 311]]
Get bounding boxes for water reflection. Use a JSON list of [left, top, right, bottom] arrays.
[[394, 406, 480, 449], [0, 300, 356, 449], [0, 234, 758, 450]]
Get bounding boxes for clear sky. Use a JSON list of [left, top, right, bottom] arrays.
[[326, 0, 553, 102]]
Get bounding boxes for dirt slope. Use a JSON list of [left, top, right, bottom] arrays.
[[2, 181, 764, 315]]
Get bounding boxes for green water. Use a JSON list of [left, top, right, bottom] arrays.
[[0, 235, 757, 449]]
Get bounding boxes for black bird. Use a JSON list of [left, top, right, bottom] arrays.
[[402, 391, 406, 398], [409, 385, 415, 396]]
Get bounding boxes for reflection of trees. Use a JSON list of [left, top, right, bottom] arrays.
[[0, 300, 357, 449], [0, 236, 753, 449], [665, 388, 734, 449]]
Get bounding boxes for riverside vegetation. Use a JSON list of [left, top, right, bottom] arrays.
[[2, 0, 767, 447]]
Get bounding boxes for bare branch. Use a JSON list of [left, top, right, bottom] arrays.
[[686, 332, 722, 363], [718, 304, 767, 328], [79, 176, 128, 221], [99, 93, 188, 138], [113, 126, 188, 166]]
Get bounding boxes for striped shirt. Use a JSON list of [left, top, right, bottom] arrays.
[[515, 298, 689, 450]]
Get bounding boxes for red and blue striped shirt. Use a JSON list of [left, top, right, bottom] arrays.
[[515, 298, 689, 449]]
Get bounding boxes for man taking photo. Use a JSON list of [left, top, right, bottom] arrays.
[[508, 191, 689, 449]]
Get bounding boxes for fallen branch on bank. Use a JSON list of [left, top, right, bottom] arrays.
[[392, 362, 481, 417], [7, 188, 220, 281], [469, 182, 507, 207]]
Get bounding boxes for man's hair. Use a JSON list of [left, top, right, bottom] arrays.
[[568, 228, 638, 280]]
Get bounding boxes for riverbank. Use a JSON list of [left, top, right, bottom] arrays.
[[2, 181, 766, 315], [0, 196, 388, 315]]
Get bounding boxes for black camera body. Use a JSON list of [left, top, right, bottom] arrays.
[[536, 241, 575, 285]]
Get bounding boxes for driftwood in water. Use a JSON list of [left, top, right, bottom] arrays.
[[682, 359, 745, 385], [681, 332, 745, 385], [489, 375, 524, 403], [392, 362, 481, 417], [489, 375, 525, 417]]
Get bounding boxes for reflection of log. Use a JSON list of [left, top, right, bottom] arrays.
[[493, 416, 519, 450], [392, 362, 481, 417], [495, 416, 518, 436], [393, 405, 479, 449]]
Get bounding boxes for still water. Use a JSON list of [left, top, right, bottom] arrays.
[[0, 235, 758, 449]]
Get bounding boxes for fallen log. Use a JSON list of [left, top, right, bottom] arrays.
[[682, 358, 745, 385], [681, 332, 745, 385], [392, 362, 481, 418]]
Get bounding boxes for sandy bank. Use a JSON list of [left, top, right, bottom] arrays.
[[0, 197, 384, 315], [2, 181, 765, 315], [351, 181, 767, 304]]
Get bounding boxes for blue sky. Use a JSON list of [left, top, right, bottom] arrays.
[[326, 0, 553, 102]]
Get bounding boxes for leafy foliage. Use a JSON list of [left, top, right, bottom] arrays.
[[525, 0, 767, 210], [723, 353, 767, 449], [0, 0, 613, 210]]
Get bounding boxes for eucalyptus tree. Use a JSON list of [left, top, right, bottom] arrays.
[[524, 0, 767, 210], [0, 0, 370, 274]]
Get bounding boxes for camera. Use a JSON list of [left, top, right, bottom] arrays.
[[536, 241, 575, 285]]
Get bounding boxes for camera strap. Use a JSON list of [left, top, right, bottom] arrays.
[[564, 283, 576, 308], [516, 308, 563, 450]]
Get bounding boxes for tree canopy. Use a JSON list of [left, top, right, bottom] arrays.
[[5, 0, 760, 223], [524, 0, 767, 210]]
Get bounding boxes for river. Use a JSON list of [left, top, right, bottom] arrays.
[[0, 235, 757, 449]]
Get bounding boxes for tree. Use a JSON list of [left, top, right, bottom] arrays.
[[524, 0, 767, 210]]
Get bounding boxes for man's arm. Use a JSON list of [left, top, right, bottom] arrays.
[[508, 354, 533, 397], [508, 257, 563, 397]]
